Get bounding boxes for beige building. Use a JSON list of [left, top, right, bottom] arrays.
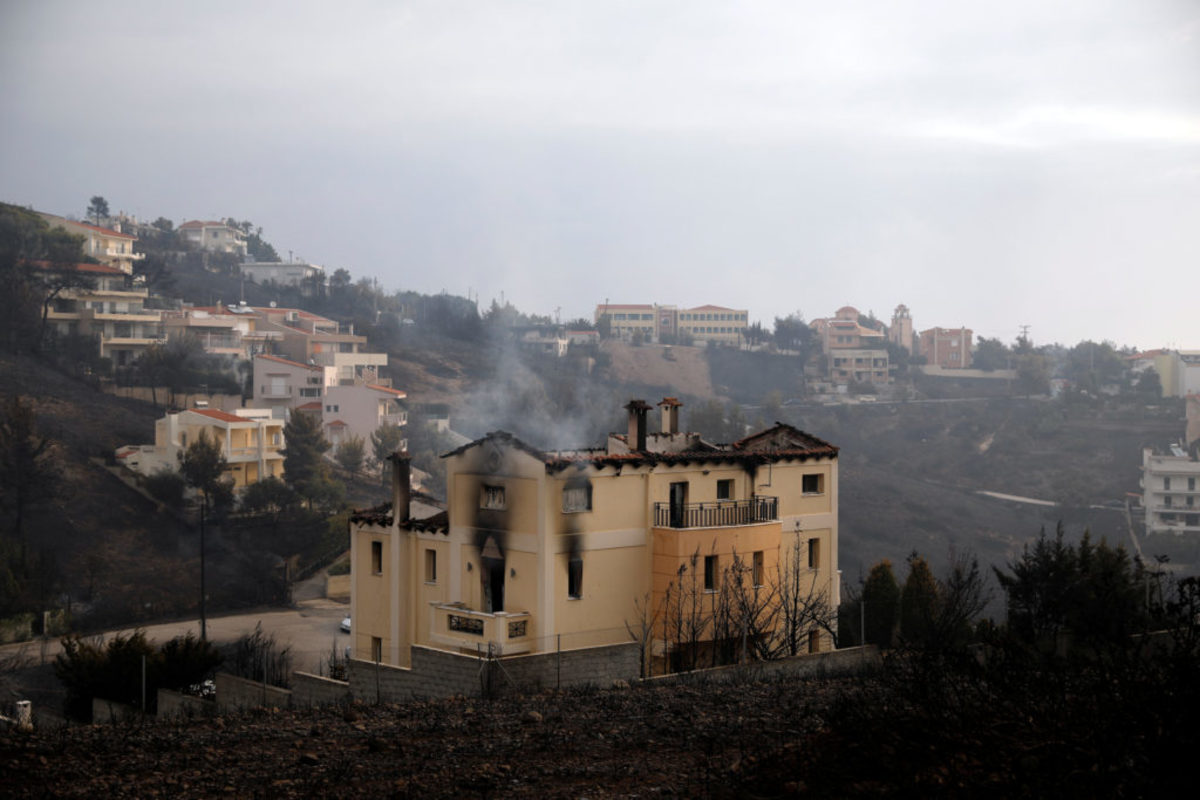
[[117, 408, 285, 490], [179, 220, 248, 256], [36, 213, 144, 274], [810, 306, 890, 386], [1140, 395, 1200, 536], [350, 397, 839, 672], [38, 260, 165, 367], [890, 304, 914, 353], [594, 303, 749, 344]]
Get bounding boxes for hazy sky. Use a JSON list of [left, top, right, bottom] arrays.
[[3, 1, 1197, 349]]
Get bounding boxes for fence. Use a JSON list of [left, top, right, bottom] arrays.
[[653, 496, 778, 528]]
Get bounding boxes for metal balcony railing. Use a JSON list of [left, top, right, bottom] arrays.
[[653, 495, 778, 529]]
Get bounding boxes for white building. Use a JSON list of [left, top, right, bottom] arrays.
[[240, 261, 325, 289], [179, 220, 248, 256], [1141, 395, 1200, 535]]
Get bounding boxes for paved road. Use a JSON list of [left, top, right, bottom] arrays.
[[1, 597, 351, 676]]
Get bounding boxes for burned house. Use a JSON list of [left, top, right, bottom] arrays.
[[349, 397, 839, 674]]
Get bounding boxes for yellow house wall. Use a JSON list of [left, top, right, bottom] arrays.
[[351, 524, 396, 663]]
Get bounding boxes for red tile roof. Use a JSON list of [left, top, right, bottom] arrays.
[[296, 402, 323, 411], [257, 353, 322, 371], [190, 408, 246, 423], [366, 384, 406, 397], [325, 419, 348, 427], [45, 217, 135, 239], [26, 259, 126, 276]]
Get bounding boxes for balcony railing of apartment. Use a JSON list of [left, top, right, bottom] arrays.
[[379, 412, 407, 427], [653, 495, 778, 529], [259, 385, 294, 398], [431, 604, 533, 655]]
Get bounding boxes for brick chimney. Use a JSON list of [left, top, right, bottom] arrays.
[[392, 452, 411, 524], [658, 397, 682, 434], [625, 399, 650, 452]]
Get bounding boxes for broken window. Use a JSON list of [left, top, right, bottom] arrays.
[[802, 474, 824, 495], [808, 538, 820, 569], [481, 484, 506, 510], [752, 550, 764, 587], [568, 557, 583, 599], [371, 637, 382, 662], [562, 483, 592, 513], [371, 541, 382, 574], [704, 555, 718, 592], [716, 479, 733, 500], [425, 548, 437, 583]]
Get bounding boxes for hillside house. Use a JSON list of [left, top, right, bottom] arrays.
[[179, 220, 248, 257], [350, 397, 839, 673]]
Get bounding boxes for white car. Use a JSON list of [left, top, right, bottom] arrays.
[[340, 616, 351, 634]]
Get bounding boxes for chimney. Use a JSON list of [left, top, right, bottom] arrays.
[[658, 397, 682, 434], [625, 399, 650, 451], [392, 452, 411, 524]]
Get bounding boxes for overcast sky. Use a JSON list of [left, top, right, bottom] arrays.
[[2, 1, 1197, 349]]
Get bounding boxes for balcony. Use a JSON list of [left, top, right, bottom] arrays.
[[430, 604, 533, 655], [379, 412, 407, 427], [259, 384, 294, 399], [653, 496, 778, 529]]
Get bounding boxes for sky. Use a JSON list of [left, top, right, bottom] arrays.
[[2, 1, 1197, 350]]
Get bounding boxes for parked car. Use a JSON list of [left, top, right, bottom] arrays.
[[340, 615, 351, 634]]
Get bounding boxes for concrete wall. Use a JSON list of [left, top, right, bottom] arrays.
[[215, 672, 293, 712], [156, 689, 215, 719], [348, 641, 641, 703], [292, 672, 353, 707], [643, 645, 880, 687], [325, 574, 350, 600]]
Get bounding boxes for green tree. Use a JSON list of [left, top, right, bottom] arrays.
[[994, 523, 1146, 653], [1015, 353, 1049, 396], [900, 553, 939, 646], [335, 435, 365, 475], [862, 560, 900, 648], [86, 195, 109, 226], [283, 412, 331, 504], [972, 337, 1010, 372], [1135, 368, 1162, 398]]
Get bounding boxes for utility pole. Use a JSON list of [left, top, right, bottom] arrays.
[[200, 498, 207, 641]]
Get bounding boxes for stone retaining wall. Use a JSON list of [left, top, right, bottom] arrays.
[[157, 689, 215, 719], [292, 672, 353, 707], [215, 672, 292, 712]]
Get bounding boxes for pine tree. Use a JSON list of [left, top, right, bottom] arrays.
[[862, 560, 900, 648], [900, 552, 939, 646]]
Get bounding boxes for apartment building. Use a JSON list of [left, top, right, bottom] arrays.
[[179, 220, 248, 257], [810, 306, 890, 386], [118, 408, 285, 490], [37, 260, 165, 367], [1141, 395, 1200, 535], [321, 383, 408, 450], [252, 354, 337, 417], [350, 397, 838, 672], [918, 327, 973, 369], [36, 213, 144, 274], [247, 306, 388, 385], [239, 260, 325, 290], [594, 303, 749, 344]]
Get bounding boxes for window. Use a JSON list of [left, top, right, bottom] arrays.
[[704, 555, 718, 592], [802, 474, 824, 495], [371, 637, 382, 662], [808, 538, 820, 569], [1164, 477, 1172, 491], [562, 483, 593, 513], [808, 630, 820, 654], [481, 484, 506, 510], [425, 549, 437, 583], [568, 557, 583, 599], [371, 541, 382, 574], [752, 551, 764, 587], [1165, 496, 1173, 508], [716, 479, 733, 500], [1190, 477, 1197, 492]]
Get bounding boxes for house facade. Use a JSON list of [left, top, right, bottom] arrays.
[[810, 306, 890, 386], [118, 408, 285, 490], [36, 213, 144, 274], [179, 220, 248, 256], [918, 326, 973, 369], [350, 397, 839, 672], [38, 260, 165, 367], [239, 261, 325, 290], [594, 303, 749, 344], [1141, 394, 1200, 535]]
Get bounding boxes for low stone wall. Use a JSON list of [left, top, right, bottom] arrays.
[[643, 645, 881, 687], [214, 672, 292, 712], [348, 641, 642, 703], [156, 689, 215, 719], [292, 672, 353, 707], [92, 698, 139, 724]]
